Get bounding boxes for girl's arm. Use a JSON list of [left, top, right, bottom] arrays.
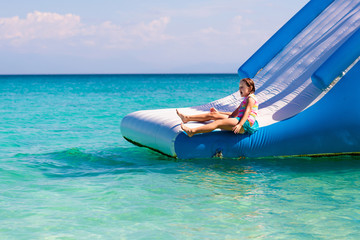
[[232, 97, 255, 134], [229, 106, 241, 118]]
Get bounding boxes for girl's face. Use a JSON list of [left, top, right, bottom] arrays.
[[239, 81, 252, 97]]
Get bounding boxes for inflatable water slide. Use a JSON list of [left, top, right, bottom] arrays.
[[121, 0, 360, 159]]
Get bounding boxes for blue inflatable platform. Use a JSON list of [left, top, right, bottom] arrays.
[[121, 0, 360, 159]]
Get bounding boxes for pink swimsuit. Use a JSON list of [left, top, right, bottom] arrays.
[[237, 94, 258, 125]]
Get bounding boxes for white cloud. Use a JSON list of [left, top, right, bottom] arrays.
[[200, 27, 221, 35], [0, 11, 81, 45], [0, 11, 172, 49], [135, 17, 171, 42], [232, 15, 253, 34], [197, 15, 254, 37]]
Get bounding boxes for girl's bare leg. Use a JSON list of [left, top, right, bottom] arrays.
[[176, 109, 228, 123], [181, 118, 239, 137]]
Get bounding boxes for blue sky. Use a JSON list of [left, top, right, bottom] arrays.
[[0, 0, 309, 74]]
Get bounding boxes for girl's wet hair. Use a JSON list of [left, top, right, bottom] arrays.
[[241, 78, 256, 93]]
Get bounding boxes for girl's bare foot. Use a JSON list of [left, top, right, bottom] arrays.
[[181, 123, 194, 137], [176, 109, 189, 123]]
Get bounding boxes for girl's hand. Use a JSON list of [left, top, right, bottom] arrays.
[[232, 124, 242, 134], [210, 107, 218, 113]]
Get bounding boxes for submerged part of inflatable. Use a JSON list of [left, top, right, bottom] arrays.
[[121, 0, 360, 159]]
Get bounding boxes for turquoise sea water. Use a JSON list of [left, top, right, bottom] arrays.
[[1, 74, 360, 239]]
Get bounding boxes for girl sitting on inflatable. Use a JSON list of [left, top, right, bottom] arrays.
[[177, 78, 259, 137]]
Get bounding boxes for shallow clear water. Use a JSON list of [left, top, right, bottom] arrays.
[[1, 74, 359, 239]]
